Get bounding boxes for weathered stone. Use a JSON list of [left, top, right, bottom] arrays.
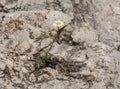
[[70, 50, 87, 62], [0, 60, 6, 70], [71, 23, 97, 43], [13, 62, 21, 72], [40, 38, 53, 49], [28, 84, 40, 89], [99, 32, 119, 46], [11, 77, 22, 84], [0, 0, 120, 89], [40, 80, 69, 89], [0, 71, 4, 77], [90, 82, 106, 89], [49, 43, 73, 60], [30, 28, 42, 39], [14, 30, 30, 43], [17, 41, 31, 53], [29, 73, 36, 83]]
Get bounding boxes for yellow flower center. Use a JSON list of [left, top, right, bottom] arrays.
[[55, 21, 61, 25]]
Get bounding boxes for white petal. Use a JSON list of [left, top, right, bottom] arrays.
[[52, 23, 57, 27]]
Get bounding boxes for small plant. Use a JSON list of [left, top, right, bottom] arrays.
[[35, 20, 65, 68], [37, 45, 53, 68]]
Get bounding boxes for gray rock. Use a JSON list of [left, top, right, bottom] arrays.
[[0, 71, 4, 77], [99, 32, 119, 46], [71, 23, 97, 43], [30, 28, 42, 39], [68, 82, 87, 89], [14, 30, 30, 43], [70, 50, 87, 62], [28, 84, 40, 89], [40, 79, 69, 89], [40, 79, 88, 89], [11, 77, 22, 84], [17, 41, 31, 53], [13, 62, 21, 72], [29, 73, 36, 83], [90, 82, 106, 89], [6, 83, 15, 89], [0, 60, 6, 70], [0, 0, 120, 88], [40, 38, 53, 49], [49, 43, 73, 60]]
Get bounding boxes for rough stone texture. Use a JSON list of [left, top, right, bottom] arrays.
[[71, 22, 98, 43], [0, 0, 120, 89]]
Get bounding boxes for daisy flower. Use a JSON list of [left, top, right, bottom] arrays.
[[53, 20, 64, 28]]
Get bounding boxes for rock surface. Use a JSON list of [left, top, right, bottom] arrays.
[[71, 22, 97, 43], [0, 0, 120, 89]]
